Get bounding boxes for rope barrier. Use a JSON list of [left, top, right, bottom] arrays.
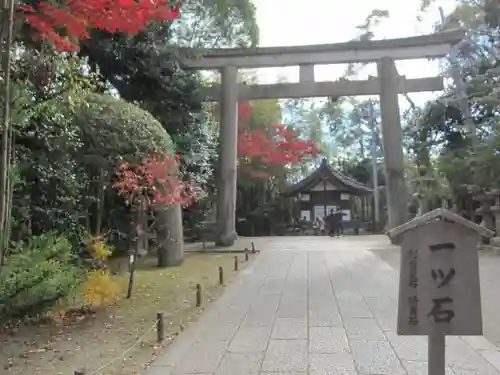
[[85, 318, 161, 375], [80, 253, 256, 374]]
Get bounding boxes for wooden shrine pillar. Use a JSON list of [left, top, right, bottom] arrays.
[[215, 66, 238, 246], [377, 57, 408, 229]]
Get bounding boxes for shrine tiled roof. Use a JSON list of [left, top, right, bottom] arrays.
[[282, 158, 372, 196]]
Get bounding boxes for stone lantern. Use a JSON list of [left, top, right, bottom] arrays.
[[487, 189, 500, 247], [474, 193, 494, 233]]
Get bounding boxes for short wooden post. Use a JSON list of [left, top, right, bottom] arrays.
[[234, 255, 238, 271], [245, 249, 249, 261], [251, 241, 256, 253], [128, 253, 134, 272], [156, 312, 164, 342], [127, 253, 136, 299], [387, 208, 494, 375], [196, 283, 201, 307], [219, 266, 224, 285]]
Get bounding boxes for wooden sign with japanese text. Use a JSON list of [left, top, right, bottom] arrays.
[[388, 209, 494, 336]]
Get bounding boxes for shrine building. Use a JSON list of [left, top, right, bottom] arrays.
[[283, 158, 374, 231]]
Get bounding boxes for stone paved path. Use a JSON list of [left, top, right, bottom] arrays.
[[146, 236, 500, 375]]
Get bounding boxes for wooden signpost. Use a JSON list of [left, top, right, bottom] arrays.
[[387, 208, 494, 375]]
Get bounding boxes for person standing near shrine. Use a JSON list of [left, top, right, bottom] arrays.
[[334, 209, 345, 237], [326, 209, 336, 237]]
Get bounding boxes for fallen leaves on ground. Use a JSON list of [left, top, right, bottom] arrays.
[[0, 251, 255, 375]]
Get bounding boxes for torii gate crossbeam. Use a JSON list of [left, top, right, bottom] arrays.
[[200, 76, 443, 100], [180, 29, 464, 69], [180, 29, 465, 246]]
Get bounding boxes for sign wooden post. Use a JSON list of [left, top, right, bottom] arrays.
[[387, 209, 494, 375]]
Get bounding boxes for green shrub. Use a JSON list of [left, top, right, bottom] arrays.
[[70, 94, 176, 254], [12, 95, 89, 248], [72, 93, 175, 165], [0, 232, 83, 324]]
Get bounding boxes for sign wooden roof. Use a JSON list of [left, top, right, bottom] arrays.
[[387, 208, 494, 244]]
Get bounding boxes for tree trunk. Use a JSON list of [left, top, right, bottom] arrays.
[[127, 198, 146, 298], [141, 204, 148, 252], [95, 169, 105, 236], [155, 204, 184, 267], [0, 0, 14, 266], [2, 130, 12, 255]]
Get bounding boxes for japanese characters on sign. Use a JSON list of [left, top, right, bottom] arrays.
[[407, 248, 418, 326], [427, 242, 456, 325], [389, 209, 489, 336], [405, 244, 456, 327]]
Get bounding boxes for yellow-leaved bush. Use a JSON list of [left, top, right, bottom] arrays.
[[80, 236, 122, 309], [88, 236, 113, 260], [82, 269, 122, 308]]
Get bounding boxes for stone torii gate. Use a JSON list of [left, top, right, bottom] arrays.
[[180, 29, 465, 246]]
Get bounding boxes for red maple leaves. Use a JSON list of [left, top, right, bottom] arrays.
[[113, 153, 201, 207], [237, 101, 318, 179], [19, 0, 181, 51], [238, 125, 317, 165]]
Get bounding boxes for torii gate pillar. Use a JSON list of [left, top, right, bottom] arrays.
[[216, 65, 239, 246], [377, 57, 408, 229]]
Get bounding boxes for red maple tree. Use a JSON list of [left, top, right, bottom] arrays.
[[113, 152, 201, 207], [113, 153, 198, 298], [236, 101, 319, 179], [19, 0, 181, 51]]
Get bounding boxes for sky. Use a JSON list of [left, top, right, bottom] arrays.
[[246, 0, 459, 108]]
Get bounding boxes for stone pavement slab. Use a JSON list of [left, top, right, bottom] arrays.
[[146, 236, 500, 375]]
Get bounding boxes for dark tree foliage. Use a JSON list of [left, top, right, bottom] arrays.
[[80, 30, 204, 137], [79, 28, 217, 231]]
